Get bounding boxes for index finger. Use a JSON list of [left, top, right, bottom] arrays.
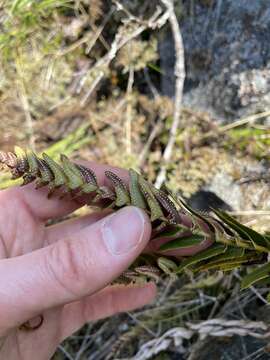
[[0, 162, 129, 221]]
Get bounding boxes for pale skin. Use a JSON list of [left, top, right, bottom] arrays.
[[0, 163, 211, 360]]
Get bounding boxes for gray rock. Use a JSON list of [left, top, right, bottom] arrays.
[[206, 172, 244, 211], [205, 158, 270, 211], [159, 0, 270, 123]]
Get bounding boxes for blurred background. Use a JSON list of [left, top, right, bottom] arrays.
[[0, 0, 270, 359]]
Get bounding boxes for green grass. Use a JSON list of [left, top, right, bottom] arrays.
[[0, 0, 73, 57]]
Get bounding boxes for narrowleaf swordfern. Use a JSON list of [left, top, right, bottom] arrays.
[[0, 146, 270, 290]]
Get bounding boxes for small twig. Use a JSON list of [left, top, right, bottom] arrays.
[[43, 56, 55, 90], [155, 0, 185, 188], [129, 319, 270, 360], [74, 324, 93, 360], [94, 337, 116, 360], [210, 0, 223, 50], [56, 31, 93, 57], [125, 64, 134, 154], [57, 344, 75, 360], [157, 277, 175, 305], [219, 110, 270, 132], [207, 293, 222, 319], [54, 13, 112, 59], [113, 0, 138, 22], [242, 346, 266, 360], [80, 71, 104, 105], [138, 68, 162, 166], [143, 67, 159, 98], [15, 56, 36, 150], [234, 271, 269, 306], [195, 109, 270, 143], [80, 5, 170, 105], [126, 312, 158, 338], [139, 119, 163, 167], [85, 8, 115, 54], [229, 210, 270, 216]]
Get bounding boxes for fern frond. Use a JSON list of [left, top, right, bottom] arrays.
[[0, 147, 269, 289]]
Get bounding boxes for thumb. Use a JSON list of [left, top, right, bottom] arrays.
[[0, 206, 151, 334]]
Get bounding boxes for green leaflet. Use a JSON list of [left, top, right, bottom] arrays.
[[42, 153, 66, 188], [26, 151, 40, 177], [184, 272, 223, 289], [35, 158, 54, 188], [151, 187, 180, 224], [138, 176, 164, 221], [159, 234, 205, 251], [94, 185, 115, 204], [157, 257, 178, 278], [176, 196, 215, 232], [153, 225, 189, 240], [208, 215, 259, 252], [241, 262, 270, 289], [207, 216, 242, 247], [14, 146, 26, 160], [129, 169, 147, 209], [14, 146, 28, 172], [200, 246, 245, 264], [60, 154, 84, 190], [105, 171, 130, 207], [176, 243, 227, 273], [76, 164, 98, 193], [213, 209, 270, 251], [195, 253, 261, 272], [133, 266, 161, 282], [219, 263, 242, 272]]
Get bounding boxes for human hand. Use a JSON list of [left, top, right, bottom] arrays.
[[0, 162, 211, 359], [0, 163, 156, 360]]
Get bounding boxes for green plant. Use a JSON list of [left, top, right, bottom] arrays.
[[0, 0, 71, 55], [0, 146, 270, 289]]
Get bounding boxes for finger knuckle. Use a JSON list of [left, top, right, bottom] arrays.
[[46, 238, 89, 297]]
